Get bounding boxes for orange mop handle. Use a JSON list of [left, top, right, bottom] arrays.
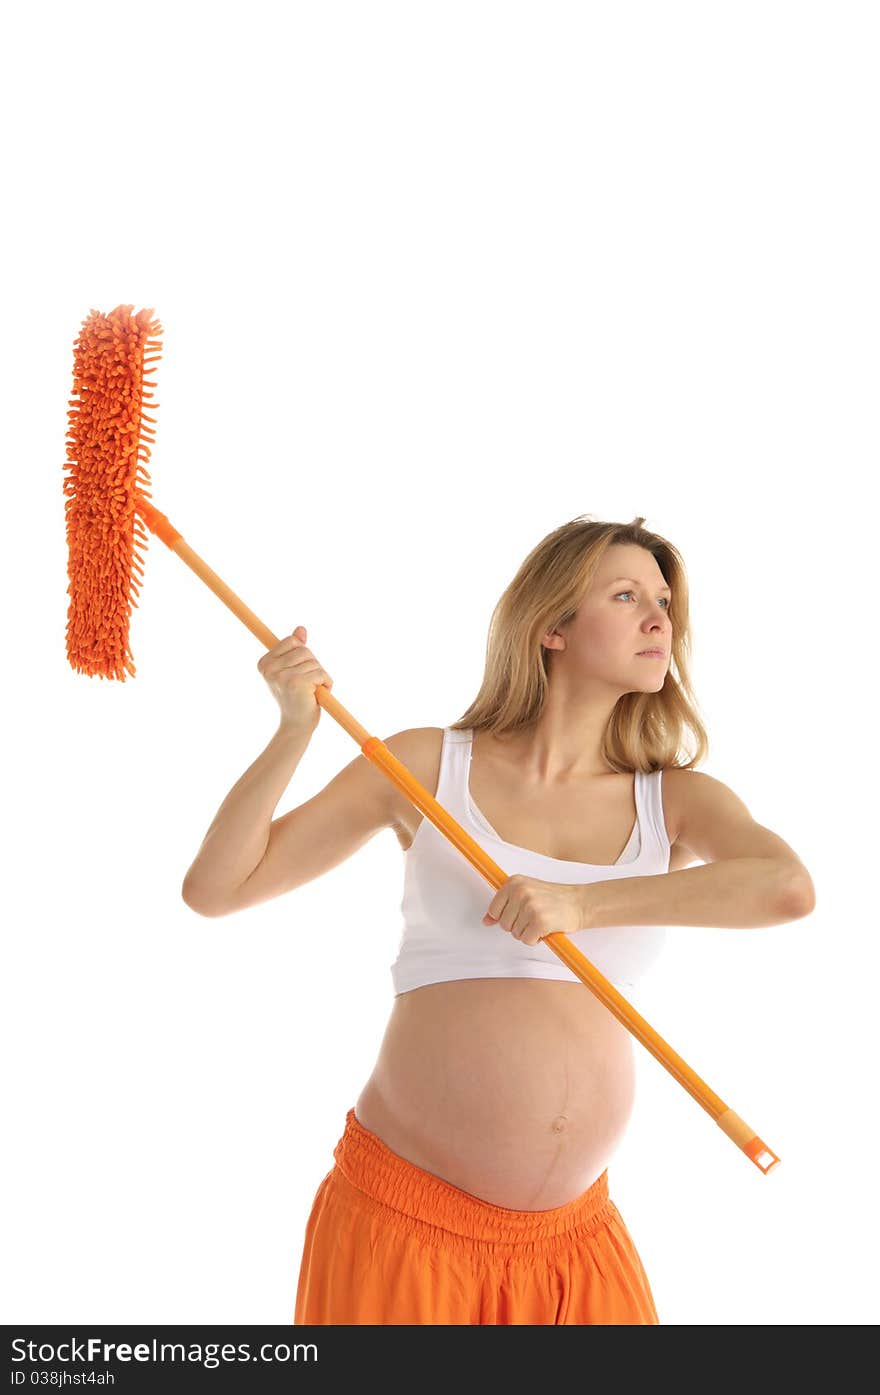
[[141, 497, 780, 1176]]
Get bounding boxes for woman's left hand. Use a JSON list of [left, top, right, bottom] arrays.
[[481, 875, 589, 946]]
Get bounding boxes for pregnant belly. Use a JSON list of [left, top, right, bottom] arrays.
[[354, 978, 637, 1210]]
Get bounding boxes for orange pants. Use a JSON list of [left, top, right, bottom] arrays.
[[294, 1107, 659, 1325]]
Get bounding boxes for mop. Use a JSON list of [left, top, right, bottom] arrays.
[[62, 303, 780, 1176]]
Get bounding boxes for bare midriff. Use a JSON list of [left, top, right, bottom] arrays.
[[354, 976, 637, 1210], [354, 727, 687, 1211]]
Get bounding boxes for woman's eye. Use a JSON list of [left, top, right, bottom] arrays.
[[616, 590, 670, 610]]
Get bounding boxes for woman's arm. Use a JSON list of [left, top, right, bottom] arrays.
[[182, 721, 314, 913], [582, 769, 815, 930]]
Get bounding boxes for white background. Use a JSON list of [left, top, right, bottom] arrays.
[[2, 0, 877, 1327]]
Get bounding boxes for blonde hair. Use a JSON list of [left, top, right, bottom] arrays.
[[449, 514, 708, 773]]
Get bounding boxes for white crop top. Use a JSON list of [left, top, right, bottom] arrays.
[[389, 727, 671, 996]]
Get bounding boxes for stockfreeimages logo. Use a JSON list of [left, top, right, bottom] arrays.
[[9, 1335, 318, 1371]]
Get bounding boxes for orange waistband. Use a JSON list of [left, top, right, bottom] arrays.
[[332, 1107, 615, 1249]]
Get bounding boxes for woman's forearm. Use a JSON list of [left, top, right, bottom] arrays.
[[182, 721, 313, 908], [579, 857, 813, 931]]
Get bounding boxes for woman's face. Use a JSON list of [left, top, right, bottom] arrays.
[[550, 545, 673, 692]]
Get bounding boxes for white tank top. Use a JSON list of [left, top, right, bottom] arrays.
[[390, 727, 671, 996]]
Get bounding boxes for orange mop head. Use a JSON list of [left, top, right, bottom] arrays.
[[63, 304, 164, 680]]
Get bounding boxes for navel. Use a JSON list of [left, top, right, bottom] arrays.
[[550, 1114, 569, 1134]]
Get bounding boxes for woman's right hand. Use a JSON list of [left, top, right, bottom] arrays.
[[257, 625, 334, 731]]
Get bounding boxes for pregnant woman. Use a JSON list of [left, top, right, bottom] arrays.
[[182, 513, 815, 1325]]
